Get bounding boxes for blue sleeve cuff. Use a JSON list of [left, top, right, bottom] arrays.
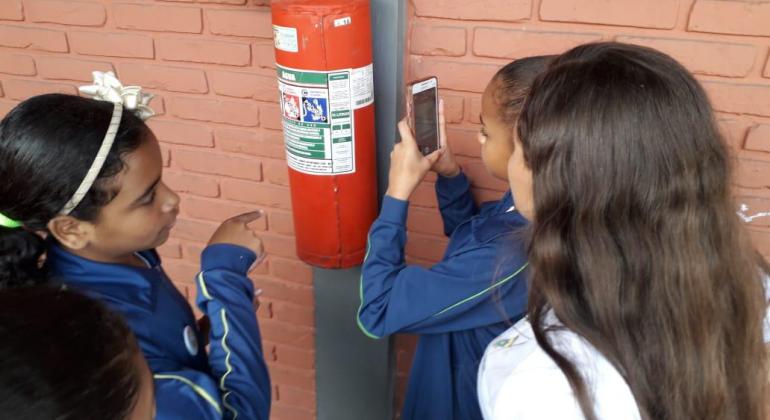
[[201, 243, 257, 274], [379, 195, 409, 225], [436, 171, 470, 194]]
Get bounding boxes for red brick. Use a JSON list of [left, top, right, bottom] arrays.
[[221, 178, 292, 210], [261, 321, 314, 349], [0, 25, 68, 52], [745, 124, 770, 154], [703, 81, 770, 118], [467, 97, 482, 124], [734, 156, 770, 190], [158, 239, 183, 259], [170, 217, 219, 242], [540, 0, 678, 29], [182, 196, 266, 227], [26, 0, 105, 26], [70, 31, 153, 58], [414, 0, 531, 21], [175, 149, 262, 181], [411, 56, 497, 93], [406, 206, 445, 237], [160, 144, 171, 167], [273, 344, 315, 370], [206, 8, 272, 38], [689, 0, 770, 37], [446, 126, 481, 158], [270, 256, 311, 284], [264, 159, 289, 186], [216, 128, 285, 160], [162, 260, 200, 284], [616, 36, 756, 78], [411, 23, 466, 57], [737, 195, 770, 228], [159, 0, 245, 4], [266, 210, 295, 237], [149, 120, 213, 147], [260, 232, 297, 258], [158, 38, 250, 66], [276, 385, 315, 411], [410, 182, 438, 208], [170, 96, 259, 127], [765, 55, 770, 79], [260, 103, 282, 130], [252, 40, 276, 70], [3, 79, 76, 100], [182, 242, 204, 265], [211, 70, 277, 101], [461, 159, 509, 191], [441, 94, 464, 124], [163, 169, 220, 198], [37, 56, 113, 82], [114, 3, 202, 34], [117, 63, 208, 94], [0, 99, 17, 117], [474, 27, 601, 59], [0, 53, 35, 76], [271, 401, 315, 420], [717, 117, 749, 152], [0, 0, 23, 21], [257, 277, 313, 307], [147, 95, 167, 116], [748, 228, 770, 258], [404, 232, 448, 262]]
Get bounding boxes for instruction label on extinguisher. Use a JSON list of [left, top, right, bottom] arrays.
[[277, 64, 373, 176]]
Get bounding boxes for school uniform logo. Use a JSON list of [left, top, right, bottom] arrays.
[[183, 325, 199, 356]]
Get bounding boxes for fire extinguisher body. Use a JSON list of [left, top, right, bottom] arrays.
[[272, 0, 378, 268]]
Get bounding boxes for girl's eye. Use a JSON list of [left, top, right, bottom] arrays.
[[142, 191, 156, 206], [480, 128, 488, 137]]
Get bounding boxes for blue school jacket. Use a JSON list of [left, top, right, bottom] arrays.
[[47, 242, 271, 420], [357, 172, 530, 420]]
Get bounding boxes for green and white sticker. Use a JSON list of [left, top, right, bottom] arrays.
[[277, 64, 372, 175]]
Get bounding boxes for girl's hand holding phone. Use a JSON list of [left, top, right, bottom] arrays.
[[430, 99, 461, 178], [386, 119, 442, 201]]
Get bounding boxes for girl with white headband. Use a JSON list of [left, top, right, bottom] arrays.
[[0, 72, 270, 420]]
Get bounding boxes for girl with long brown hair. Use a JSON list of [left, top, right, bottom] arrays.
[[477, 42, 769, 420]]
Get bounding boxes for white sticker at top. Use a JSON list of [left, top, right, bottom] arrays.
[[334, 17, 352, 27], [273, 25, 298, 53]]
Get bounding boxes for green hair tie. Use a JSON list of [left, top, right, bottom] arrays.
[[0, 212, 22, 229]]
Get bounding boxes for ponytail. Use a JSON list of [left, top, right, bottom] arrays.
[[0, 227, 47, 288]]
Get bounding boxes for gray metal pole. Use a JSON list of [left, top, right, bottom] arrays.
[[314, 1, 405, 419]]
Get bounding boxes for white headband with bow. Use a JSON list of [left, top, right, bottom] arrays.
[[58, 71, 156, 215]]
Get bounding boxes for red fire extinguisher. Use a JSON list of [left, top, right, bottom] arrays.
[[271, 0, 378, 269]]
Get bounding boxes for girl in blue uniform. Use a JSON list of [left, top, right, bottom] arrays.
[[0, 72, 270, 419], [357, 56, 551, 420]]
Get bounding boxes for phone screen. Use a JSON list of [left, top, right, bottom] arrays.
[[413, 83, 438, 155]]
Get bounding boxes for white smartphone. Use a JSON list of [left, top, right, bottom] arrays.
[[408, 76, 439, 155]]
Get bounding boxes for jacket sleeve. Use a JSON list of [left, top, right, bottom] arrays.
[[153, 369, 226, 420], [356, 196, 529, 337], [435, 172, 478, 237], [187, 244, 271, 420]]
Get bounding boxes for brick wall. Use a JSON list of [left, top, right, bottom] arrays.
[[3, 0, 770, 418], [0, 1, 314, 419], [399, 0, 770, 415]]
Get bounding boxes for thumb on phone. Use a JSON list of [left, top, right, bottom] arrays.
[[397, 119, 417, 147]]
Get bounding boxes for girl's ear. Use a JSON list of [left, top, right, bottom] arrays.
[[47, 216, 95, 250]]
